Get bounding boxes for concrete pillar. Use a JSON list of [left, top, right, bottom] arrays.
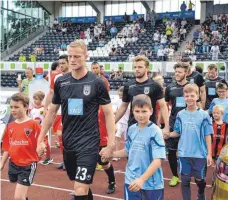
[[88, 1, 105, 23], [200, 1, 206, 23]]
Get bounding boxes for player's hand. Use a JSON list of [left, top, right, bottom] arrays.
[[99, 146, 114, 161], [207, 155, 213, 167], [163, 132, 170, 140], [128, 178, 145, 192], [36, 142, 46, 157]]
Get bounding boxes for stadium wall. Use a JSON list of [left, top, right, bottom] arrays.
[[0, 61, 227, 74]]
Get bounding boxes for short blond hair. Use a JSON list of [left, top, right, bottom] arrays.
[[133, 55, 150, 67], [33, 91, 45, 101], [67, 39, 87, 53], [153, 75, 164, 87], [213, 105, 224, 114], [184, 83, 199, 96]]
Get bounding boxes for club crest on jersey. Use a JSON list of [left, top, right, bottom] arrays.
[[144, 87, 150, 94], [24, 128, 33, 137], [83, 85, 91, 96]]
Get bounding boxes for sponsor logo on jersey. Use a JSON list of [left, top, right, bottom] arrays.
[[83, 85, 91, 96], [60, 81, 70, 87], [9, 139, 29, 146], [24, 128, 33, 137], [144, 87, 150, 94]]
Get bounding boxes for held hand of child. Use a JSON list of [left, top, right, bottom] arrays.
[[207, 155, 213, 167], [163, 132, 170, 139], [99, 146, 114, 161], [36, 142, 46, 157], [128, 178, 145, 192]]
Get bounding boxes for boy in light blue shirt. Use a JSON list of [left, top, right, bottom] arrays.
[[165, 83, 213, 200], [112, 94, 166, 200], [208, 83, 228, 116]]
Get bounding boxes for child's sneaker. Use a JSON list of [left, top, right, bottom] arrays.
[[96, 163, 103, 170], [41, 158, 53, 165], [169, 176, 180, 187]]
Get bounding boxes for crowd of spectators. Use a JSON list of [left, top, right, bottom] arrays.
[[185, 14, 228, 60]]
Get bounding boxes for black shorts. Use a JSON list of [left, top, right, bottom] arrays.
[[165, 126, 179, 150], [8, 160, 37, 186], [97, 146, 109, 166], [63, 148, 99, 184]]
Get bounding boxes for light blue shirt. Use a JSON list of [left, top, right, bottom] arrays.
[[174, 109, 213, 158], [223, 106, 228, 123], [208, 98, 228, 114], [125, 122, 166, 190]]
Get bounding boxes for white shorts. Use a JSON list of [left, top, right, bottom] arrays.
[[116, 123, 128, 139]]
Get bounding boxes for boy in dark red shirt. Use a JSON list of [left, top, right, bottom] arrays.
[[0, 93, 41, 200], [212, 105, 228, 165]]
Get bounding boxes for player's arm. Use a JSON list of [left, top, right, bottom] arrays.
[[200, 85, 206, 109], [205, 134, 212, 166], [115, 102, 129, 123], [37, 103, 60, 144], [44, 88, 54, 111], [101, 103, 116, 150], [0, 151, 9, 170], [157, 98, 170, 132], [113, 149, 128, 158]]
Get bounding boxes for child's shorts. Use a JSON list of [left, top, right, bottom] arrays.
[[179, 157, 207, 180], [124, 184, 164, 200], [116, 123, 128, 140], [8, 160, 37, 186]]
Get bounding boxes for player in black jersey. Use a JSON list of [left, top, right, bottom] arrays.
[[37, 40, 115, 200], [165, 62, 190, 187], [205, 64, 227, 110], [115, 55, 170, 133], [182, 58, 206, 109]]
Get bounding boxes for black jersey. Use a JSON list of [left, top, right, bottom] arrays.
[[205, 77, 226, 110], [186, 71, 205, 88], [122, 78, 163, 127], [52, 71, 111, 151], [165, 82, 189, 129]]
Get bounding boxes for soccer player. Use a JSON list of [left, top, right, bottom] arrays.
[[44, 55, 70, 170], [30, 91, 53, 165], [37, 40, 115, 200], [211, 105, 228, 165], [208, 83, 228, 115], [164, 62, 190, 187], [113, 94, 166, 200], [0, 93, 41, 200], [165, 84, 213, 200], [91, 62, 116, 194], [182, 57, 206, 109], [205, 64, 227, 110], [115, 55, 170, 134]]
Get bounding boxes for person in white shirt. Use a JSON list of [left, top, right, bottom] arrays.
[[113, 86, 130, 161], [160, 34, 167, 46], [180, 26, 187, 40], [181, 18, 187, 27], [164, 45, 170, 56], [210, 43, 222, 60], [157, 45, 165, 61], [168, 45, 175, 61], [153, 30, 160, 42], [128, 51, 135, 61]]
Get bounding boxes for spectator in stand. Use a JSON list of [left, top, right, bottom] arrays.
[[150, 9, 156, 26], [210, 21, 217, 31], [210, 42, 222, 60], [61, 26, 67, 35], [171, 36, 179, 51], [193, 29, 199, 40], [180, 26, 187, 40], [110, 25, 117, 38], [133, 10, 137, 15], [138, 16, 144, 29], [109, 70, 116, 79], [124, 12, 130, 23], [180, 1, 187, 12], [61, 43, 67, 51], [80, 31, 85, 39], [54, 43, 61, 53], [19, 54, 26, 62], [128, 51, 135, 61], [168, 45, 175, 61], [109, 45, 117, 56], [166, 25, 173, 40], [154, 42, 159, 54], [157, 45, 165, 61], [160, 34, 167, 47], [195, 37, 202, 53], [181, 18, 187, 27], [90, 23, 94, 39], [140, 27, 146, 34], [146, 47, 153, 57], [164, 45, 170, 56], [188, 1, 195, 11], [29, 52, 37, 62], [53, 18, 59, 28], [202, 34, 210, 53], [139, 48, 146, 56], [189, 52, 197, 61], [153, 30, 160, 42]]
